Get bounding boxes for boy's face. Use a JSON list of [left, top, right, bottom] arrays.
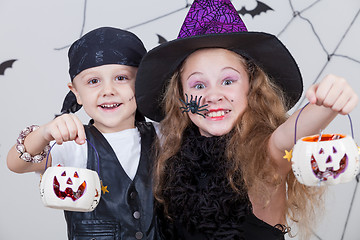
[[68, 64, 137, 133]]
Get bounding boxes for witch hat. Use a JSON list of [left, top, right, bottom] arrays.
[[136, 0, 302, 122]]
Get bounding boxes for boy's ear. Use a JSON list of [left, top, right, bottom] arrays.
[[67, 82, 82, 105]]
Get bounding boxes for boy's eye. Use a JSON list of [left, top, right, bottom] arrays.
[[222, 79, 233, 86], [116, 75, 127, 81], [194, 83, 205, 89], [88, 78, 99, 85]]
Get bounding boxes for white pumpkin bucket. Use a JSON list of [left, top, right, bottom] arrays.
[[291, 103, 360, 186], [39, 140, 102, 212]]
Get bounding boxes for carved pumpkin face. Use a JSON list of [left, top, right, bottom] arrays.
[[53, 169, 87, 201], [291, 134, 360, 186], [40, 166, 101, 212]]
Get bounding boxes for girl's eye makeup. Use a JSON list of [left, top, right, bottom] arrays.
[[222, 79, 234, 85], [194, 83, 205, 89], [186, 74, 206, 90]]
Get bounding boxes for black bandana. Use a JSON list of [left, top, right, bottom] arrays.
[[60, 27, 146, 116]]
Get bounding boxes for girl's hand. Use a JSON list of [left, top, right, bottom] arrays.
[[41, 114, 86, 145], [306, 74, 358, 115]]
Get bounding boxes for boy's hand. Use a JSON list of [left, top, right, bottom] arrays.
[[306, 74, 358, 115], [41, 114, 86, 145]]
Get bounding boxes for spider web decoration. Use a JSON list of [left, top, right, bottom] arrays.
[[54, 0, 190, 50], [280, 0, 360, 109], [54, 0, 88, 50]]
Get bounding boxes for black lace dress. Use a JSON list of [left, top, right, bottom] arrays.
[[157, 126, 286, 240]]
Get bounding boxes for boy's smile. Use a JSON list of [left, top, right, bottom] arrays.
[[69, 64, 138, 133], [99, 103, 121, 109]]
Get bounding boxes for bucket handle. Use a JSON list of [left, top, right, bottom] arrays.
[[294, 102, 354, 144], [44, 139, 100, 175]]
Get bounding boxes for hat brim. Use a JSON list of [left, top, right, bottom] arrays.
[[136, 32, 303, 122]]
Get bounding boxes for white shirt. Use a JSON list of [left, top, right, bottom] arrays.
[[50, 128, 141, 180]]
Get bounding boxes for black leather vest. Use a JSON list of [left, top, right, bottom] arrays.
[[64, 122, 159, 240]]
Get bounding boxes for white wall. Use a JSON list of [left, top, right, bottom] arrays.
[[1, 0, 359, 239]]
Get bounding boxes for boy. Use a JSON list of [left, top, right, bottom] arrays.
[[7, 27, 159, 239]]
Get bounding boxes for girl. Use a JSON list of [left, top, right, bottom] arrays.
[[135, 0, 358, 239]]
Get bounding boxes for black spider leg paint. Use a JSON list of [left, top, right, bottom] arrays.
[[179, 94, 208, 118], [128, 96, 135, 102]]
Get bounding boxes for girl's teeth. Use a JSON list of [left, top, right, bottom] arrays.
[[207, 111, 226, 117]]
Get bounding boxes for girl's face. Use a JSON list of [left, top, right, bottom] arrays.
[[68, 64, 137, 133], [180, 48, 249, 137]]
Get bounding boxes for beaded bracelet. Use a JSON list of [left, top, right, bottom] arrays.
[[15, 125, 51, 163]]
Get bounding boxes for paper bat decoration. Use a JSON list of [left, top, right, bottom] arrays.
[[238, 0, 273, 18], [157, 34, 168, 44], [0, 59, 17, 75]]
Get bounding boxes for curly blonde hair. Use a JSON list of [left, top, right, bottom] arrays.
[[153, 50, 325, 239]]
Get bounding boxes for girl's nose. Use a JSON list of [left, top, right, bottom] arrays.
[[203, 88, 224, 104]]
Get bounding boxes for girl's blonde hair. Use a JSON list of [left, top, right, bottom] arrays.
[[153, 50, 325, 239]]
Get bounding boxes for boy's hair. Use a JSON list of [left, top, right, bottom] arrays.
[[61, 27, 146, 117]]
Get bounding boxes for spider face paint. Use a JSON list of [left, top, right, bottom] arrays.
[[179, 94, 208, 118]]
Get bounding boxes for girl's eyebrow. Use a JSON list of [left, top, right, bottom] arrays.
[[186, 67, 241, 81], [221, 66, 241, 74], [186, 71, 203, 80]]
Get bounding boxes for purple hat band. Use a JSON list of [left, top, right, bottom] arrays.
[[178, 0, 247, 39]]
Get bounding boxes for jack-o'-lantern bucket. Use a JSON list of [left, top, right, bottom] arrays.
[[290, 103, 360, 186], [39, 140, 102, 212]]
